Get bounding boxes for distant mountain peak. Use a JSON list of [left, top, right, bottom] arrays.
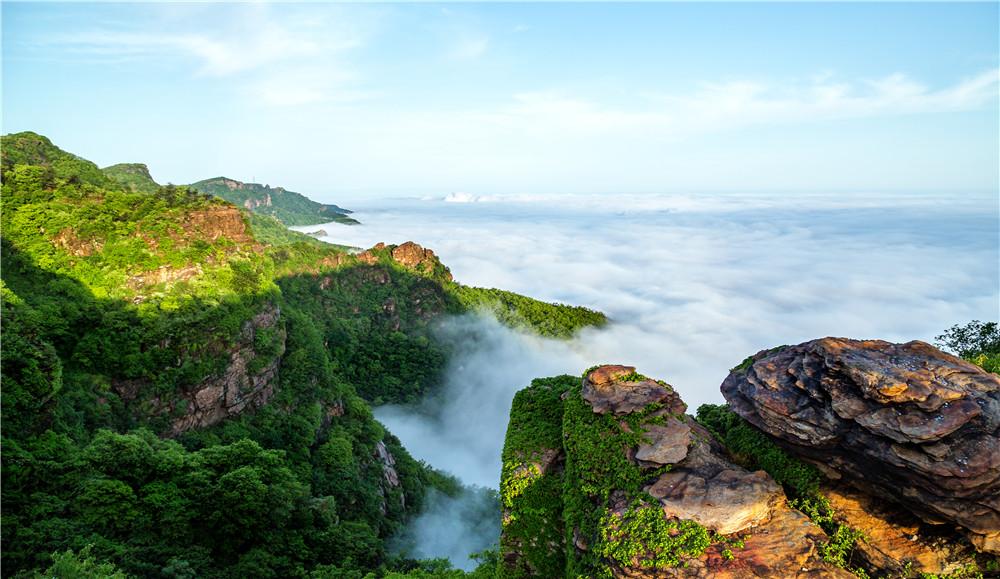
[[189, 176, 357, 226], [102, 163, 160, 193]]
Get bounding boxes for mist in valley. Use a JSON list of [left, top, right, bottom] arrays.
[[314, 191, 999, 568]]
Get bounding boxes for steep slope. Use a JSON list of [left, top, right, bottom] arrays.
[[102, 162, 160, 193], [190, 176, 359, 226], [0, 132, 604, 577], [502, 354, 999, 578]]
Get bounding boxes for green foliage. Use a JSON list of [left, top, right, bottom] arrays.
[[247, 211, 354, 253], [560, 381, 706, 577], [102, 163, 160, 194], [598, 502, 710, 570], [498, 374, 717, 578], [695, 404, 822, 498], [615, 371, 648, 383], [498, 376, 576, 578], [818, 525, 866, 569], [276, 266, 451, 405], [729, 345, 787, 374], [0, 132, 608, 578], [936, 320, 1000, 374], [30, 545, 128, 579], [730, 355, 756, 373], [189, 177, 359, 226], [449, 285, 607, 340], [2, 131, 114, 189]]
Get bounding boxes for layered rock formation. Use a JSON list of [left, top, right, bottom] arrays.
[[499, 368, 851, 578], [721, 338, 1000, 555]]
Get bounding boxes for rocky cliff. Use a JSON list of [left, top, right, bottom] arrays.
[[501, 343, 1000, 578], [499, 368, 851, 578]]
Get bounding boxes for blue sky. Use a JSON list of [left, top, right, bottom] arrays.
[[3, 2, 998, 199]]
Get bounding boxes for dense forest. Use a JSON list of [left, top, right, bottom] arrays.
[[0, 132, 606, 578]]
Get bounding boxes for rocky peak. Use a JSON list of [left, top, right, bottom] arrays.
[[105, 162, 153, 179], [356, 241, 453, 281], [721, 338, 1000, 554], [583, 365, 687, 415], [182, 206, 255, 245], [499, 369, 851, 578]]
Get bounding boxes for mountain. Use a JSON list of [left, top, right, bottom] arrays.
[[1, 131, 113, 188], [497, 346, 999, 578], [0, 131, 605, 578], [102, 163, 160, 194], [190, 176, 359, 226]]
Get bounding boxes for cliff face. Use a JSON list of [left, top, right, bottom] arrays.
[[502, 347, 999, 578], [499, 368, 851, 578]]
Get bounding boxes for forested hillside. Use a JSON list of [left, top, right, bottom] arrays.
[[190, 177, 359, 226], [0, 132, 605, 577]]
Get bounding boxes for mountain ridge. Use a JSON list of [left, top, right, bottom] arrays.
[[190, 175, 359, 227]]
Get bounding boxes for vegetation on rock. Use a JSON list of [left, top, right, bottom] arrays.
[[102, 163, 160, 194], [189, 176, 359, 226]]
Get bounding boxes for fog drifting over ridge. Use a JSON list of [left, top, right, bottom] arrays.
[[303, 191, 998, 567]]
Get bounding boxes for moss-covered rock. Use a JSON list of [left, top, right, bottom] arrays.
[[499, 366, 852, 578]]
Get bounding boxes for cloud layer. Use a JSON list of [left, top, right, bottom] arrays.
[[319, 189, 997, 565], [344, 191, 996, 563]]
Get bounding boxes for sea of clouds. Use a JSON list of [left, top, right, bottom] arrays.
[[303, 190, 999, 569]]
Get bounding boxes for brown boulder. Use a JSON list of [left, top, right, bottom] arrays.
[[643, 420, 783, 536], [583, 366, 687, 415], [635, 418, 692, 465], [721, 338, 1000, 553]]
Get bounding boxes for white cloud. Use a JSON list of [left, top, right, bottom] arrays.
[[344, 191, 997, 563], [488, 68, 1000, 138], [48, 4, 375, 106]]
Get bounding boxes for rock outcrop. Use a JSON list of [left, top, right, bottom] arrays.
[[182, 206, 257, 246], [582, 365, 687, 415], [356, 241, 453, 281], [168, 302, 285, 435], [721, 338, 1000, 554], [375, 440, 404, 514], [113, 302, 286, 436], [499, 369, 851, 578]]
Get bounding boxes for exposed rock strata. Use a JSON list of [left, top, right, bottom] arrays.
[[375, 440, 404, 513], [721, 338, 1000, 554], [168, 302, 286, 435], [114, 302, 286, 436], [582, 365, 687, 415], [356, 241, 453, 281]]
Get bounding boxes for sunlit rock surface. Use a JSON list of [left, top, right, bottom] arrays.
[[721, 338, 1000, 554]]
